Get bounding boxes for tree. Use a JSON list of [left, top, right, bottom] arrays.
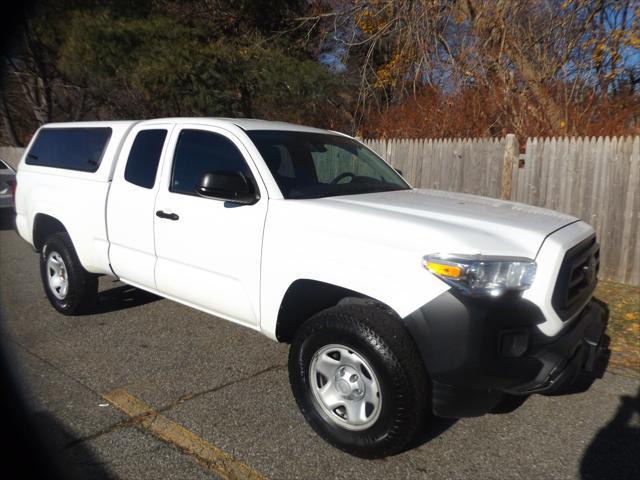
[[0, 0, 351, 145], [1, 1, 103, 145], [303, 0, 640, 138]]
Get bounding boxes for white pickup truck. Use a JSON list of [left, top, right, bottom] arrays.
[[15, 118, 607, 457]]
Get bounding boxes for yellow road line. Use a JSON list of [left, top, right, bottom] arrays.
[[103, 389, 266, 480]]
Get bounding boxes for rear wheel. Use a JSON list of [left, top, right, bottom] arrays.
[[288, 304, 429, 458], [40, 232, 98, 315]]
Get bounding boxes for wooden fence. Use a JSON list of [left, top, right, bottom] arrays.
[[364, 136, 639, 286], [365, 137, 509, 199], [2, 136, 638, 285]]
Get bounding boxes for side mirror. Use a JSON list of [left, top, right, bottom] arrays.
[[196, 171, 258, 205]]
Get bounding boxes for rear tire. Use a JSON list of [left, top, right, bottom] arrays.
[[288, 304, 429, 458], [40, 232, 98, 315]]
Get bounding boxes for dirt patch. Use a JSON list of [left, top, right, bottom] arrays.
[[595, 280, 640, 375]]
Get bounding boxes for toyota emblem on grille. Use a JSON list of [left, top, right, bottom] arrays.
[[583, 255, 596, 284]]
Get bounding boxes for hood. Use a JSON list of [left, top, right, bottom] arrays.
[[319, 188, 579, 259]]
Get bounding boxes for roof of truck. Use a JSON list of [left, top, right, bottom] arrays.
[[225, 118, 329, 132], [41, 118, 338, 135]]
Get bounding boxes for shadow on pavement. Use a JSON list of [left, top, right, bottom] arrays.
[[489, 393, 531, 414], [406, 416, 458, 452], [580, 386, 640, 480], [403, 390, 532, 453], [95, 284, 161, 314], [31, 412, 115, 480], [0, 325, 114, 480]]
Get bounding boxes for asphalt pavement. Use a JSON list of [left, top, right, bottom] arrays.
[[0, 213, 638, 479]]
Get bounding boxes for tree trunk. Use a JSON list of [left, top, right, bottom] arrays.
[[0, 94, 22, 146], [459, 0, 565, 129]]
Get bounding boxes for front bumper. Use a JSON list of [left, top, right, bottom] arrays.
[[402, 291, 608, 418]]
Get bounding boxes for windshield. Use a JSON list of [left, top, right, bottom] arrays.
[[247, 130, 410, 199]]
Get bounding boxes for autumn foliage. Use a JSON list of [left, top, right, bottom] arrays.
[[1, 0, 639, 145], [309, 0, 640, 140], [361, 85, 640, 141]]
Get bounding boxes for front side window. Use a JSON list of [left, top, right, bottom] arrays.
[[247, 130, 409, 199], [171, 130, 254, 196], [26, 128, 112, 172]]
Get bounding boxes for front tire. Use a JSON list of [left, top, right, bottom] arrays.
[[40, 232, 98, 315], [288, 304, 429, 458]]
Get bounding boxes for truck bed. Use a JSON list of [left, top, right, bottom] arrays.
[[15, 121, 137, 274]]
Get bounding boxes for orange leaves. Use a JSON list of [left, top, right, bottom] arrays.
[[594, 280, 640, 372], [356, 9, 379, 35], [354, 0, 393, 35], [362, 83, 640, 140], [373, 52, 403, 88]]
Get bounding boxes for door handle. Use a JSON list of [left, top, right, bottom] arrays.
[[156, 210, 179, 221]]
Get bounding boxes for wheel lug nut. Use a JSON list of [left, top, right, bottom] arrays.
[[350, 374, 358, 382]]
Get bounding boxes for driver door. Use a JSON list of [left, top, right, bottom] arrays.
[[153, 125, 267, 327]]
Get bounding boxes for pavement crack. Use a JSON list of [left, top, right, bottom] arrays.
[[161, 363, 287, 412], [64, 363, 286, 450], [4, 336, 102, 398], [64, 411, 155, 449]]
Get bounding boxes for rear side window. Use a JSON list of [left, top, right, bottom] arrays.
[[171, 129, 254, 196], [26, 128, 112, 172], [124, 130, 167, 188]]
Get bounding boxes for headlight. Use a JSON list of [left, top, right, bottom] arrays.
[[423, 254, 536, 297]]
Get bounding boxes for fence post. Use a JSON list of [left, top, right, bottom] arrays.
[[501, 134, 519, 200]]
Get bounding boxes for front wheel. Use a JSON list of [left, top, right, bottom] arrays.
[[40, 232, 98, 315], [288, 304, 429, 458]]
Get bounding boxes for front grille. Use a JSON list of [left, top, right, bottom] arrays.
[[552, 235, 599, 321]]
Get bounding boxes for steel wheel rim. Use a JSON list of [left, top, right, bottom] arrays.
[[309, 344, 382, 431], [46, 251, 68, 300]]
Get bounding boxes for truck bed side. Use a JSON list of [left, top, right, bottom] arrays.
[[15, 121, 138, 275]]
